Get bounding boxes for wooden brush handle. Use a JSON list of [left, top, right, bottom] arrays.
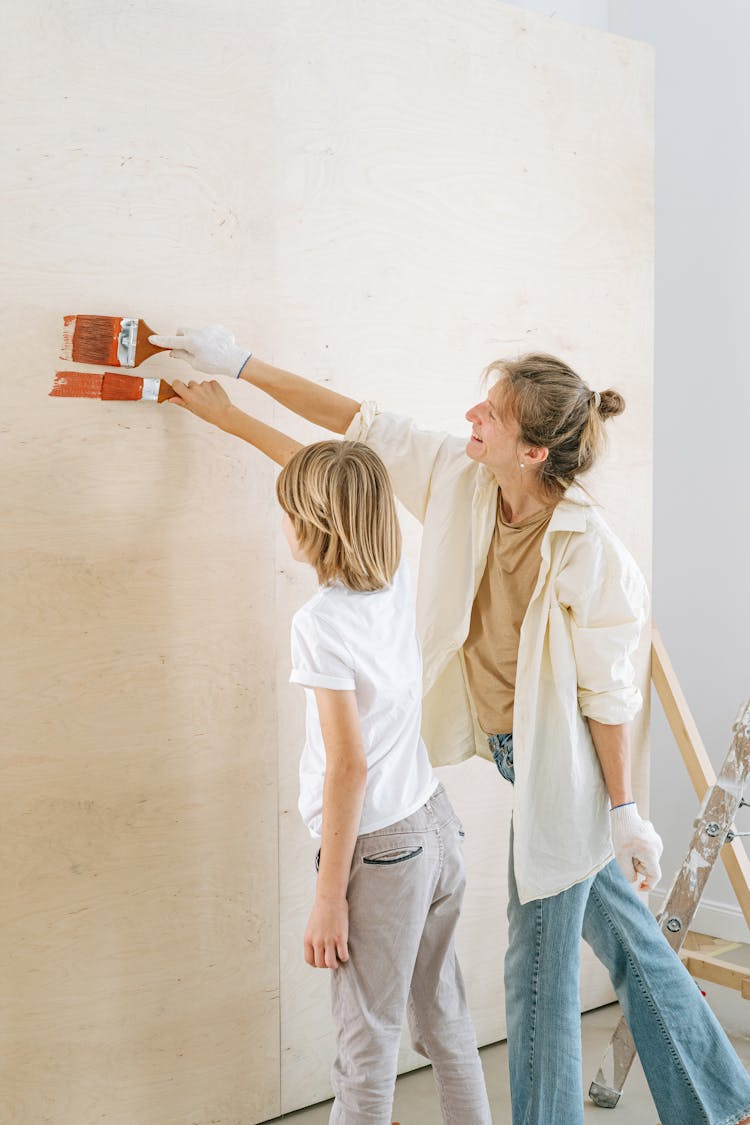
[[135, 320, 169, 366]]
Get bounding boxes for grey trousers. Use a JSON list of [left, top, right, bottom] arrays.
[[327, 783, 493, 1125]]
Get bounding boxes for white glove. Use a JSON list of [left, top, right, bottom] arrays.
[[610, 802, 663, 891], [148, 324, 251, 378]]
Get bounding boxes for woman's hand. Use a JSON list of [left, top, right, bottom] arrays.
[[610, 802, 664, 891], [304, 895, 349, 969], [167, 378, 237, 431], [149, 324, 251, 378]]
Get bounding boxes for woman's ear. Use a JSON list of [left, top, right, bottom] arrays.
[[524, 445, 549, 466]]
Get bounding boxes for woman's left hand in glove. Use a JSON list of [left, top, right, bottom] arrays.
[[610, 802, 664, 891]]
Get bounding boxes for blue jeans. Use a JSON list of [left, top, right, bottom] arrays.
[[489, 732, 750, 1125]]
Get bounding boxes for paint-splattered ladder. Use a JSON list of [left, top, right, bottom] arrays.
[[588, 629, 750, 1110]]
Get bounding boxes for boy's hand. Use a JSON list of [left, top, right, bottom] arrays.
[[304, 896, 349, 969], [167, 378, 237, 431], [149, 324, 251, 378]]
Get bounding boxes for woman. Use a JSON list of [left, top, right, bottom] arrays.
[[151, 324, 750, 1125]]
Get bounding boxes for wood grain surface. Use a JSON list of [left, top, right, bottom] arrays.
[[0, 2, 652, 1122]]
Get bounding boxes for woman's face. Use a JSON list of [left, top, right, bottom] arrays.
[[465, 381, 523, 476]]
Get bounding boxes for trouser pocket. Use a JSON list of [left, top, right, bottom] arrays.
[[362, 845, 424, 866]]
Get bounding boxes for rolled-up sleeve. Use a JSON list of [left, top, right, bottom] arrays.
[[290, 614, 356, 691], [556, 540, 650, 724], [345, 402, 449, 525]]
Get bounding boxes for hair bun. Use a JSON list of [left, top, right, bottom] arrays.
[[598, 388, 626, 419]]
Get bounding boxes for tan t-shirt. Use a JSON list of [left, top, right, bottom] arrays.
[[463, 493, 554, 735]]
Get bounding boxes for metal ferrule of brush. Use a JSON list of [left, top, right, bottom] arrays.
[[117, 318, 139, 366], [141, 378, 160, 402]]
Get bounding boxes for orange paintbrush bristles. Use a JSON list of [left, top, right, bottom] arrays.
[[61, 316, 120, 365], [49, 371, 174, 402], [49, 370, 106, 398], [60, 315, 166, 367]]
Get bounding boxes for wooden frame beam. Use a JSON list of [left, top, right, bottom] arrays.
[[651, 628, 750, 928], [681, 953, 750, 1000]]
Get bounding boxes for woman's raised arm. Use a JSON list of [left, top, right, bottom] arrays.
[[150, 324, 361, 435]]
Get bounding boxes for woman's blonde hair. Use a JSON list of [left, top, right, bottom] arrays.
[[486, 353, 626, 501], [276, 440, 401, 592]]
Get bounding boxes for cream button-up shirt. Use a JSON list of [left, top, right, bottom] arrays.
[[346, 403, 650, 903]]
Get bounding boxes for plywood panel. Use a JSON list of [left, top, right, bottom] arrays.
[[0, 3, 282, 1123], [0, 2, 652, 1123], [271, 1, 652, 1112]]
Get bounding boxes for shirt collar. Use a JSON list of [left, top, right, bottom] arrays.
[[548, 484, 591, 533]]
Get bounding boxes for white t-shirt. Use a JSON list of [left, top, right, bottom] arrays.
[[289, 558, 437, 838]]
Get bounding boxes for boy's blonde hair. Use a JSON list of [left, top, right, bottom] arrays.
[[276, 441, 401, 592]]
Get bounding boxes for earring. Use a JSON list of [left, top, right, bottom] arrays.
[[519, 462, 525, 470]]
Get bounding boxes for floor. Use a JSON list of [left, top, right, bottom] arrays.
[[265, 936, 750, 1125]]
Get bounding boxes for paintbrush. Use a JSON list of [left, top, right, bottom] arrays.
[[60, 315, 167, 367], [49, 371, 174, 402]]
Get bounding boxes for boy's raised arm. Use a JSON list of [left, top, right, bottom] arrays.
[[168, 377, 303, 467], [151, 324, 361, 436]]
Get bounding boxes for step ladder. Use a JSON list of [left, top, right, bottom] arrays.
[[588, 630, 750, 1109]]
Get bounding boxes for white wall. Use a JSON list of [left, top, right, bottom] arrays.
[[509, 0, 750, 940], [608, 0, 750, 943]]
